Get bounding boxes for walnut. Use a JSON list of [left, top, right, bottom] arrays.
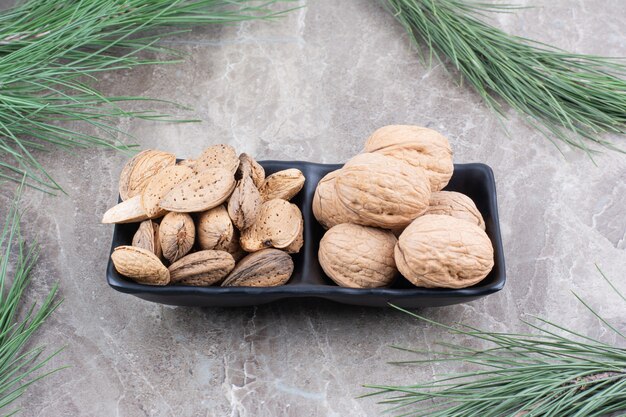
[[319, 223, 397, 288], [426, 191, 485, 230], [334, 153, 431, 229], [395, 214, 493, 288], [364, 125, 453, 191], [312, 170, 359, 229]]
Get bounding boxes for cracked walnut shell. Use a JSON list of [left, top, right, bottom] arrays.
[[319, 223, 397, 288], [395, 214, 493, 289], [364, 125, 453, 192]]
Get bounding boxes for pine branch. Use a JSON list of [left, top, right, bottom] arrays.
[[0, 0, 295, 193], [384, 0, 626, 154], [363, 268, 626, 417]]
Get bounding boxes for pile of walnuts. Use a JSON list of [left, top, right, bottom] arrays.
[[104, 145, 305, 287], [314, 125, 494, 289]]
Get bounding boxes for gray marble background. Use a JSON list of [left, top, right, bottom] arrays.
[[3, 0, 625, 416]]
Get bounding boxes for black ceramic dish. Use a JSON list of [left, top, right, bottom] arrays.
[[107, 161, 506, 308]]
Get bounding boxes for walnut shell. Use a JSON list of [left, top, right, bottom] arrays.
[[319, 224, 397, 288], [335, 153, 431, 229], [228, 175, 262, 230], [237, 153, 265, 188], [196, 205, 235, 251], [194, 144, 239, 175], [168, 250, 235, 286], [159, 212, 195, 263], [426, 191, 485, 230], [364, 125, 453, 191], [111, 246, 169, 286], [240, 199, 303, 252], [118, 150, 176, 201], [141, 165, 194, 218], [221, 249, 293, 287], [312, 170, 360, 229], [159, 168, 236, 213], [259, 168, 305, 201], [395, 214, 493, 288]]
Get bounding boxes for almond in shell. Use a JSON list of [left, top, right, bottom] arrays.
[[159, 168, 236, 213], [259, 168, 305, 201], [237, 153, 265, 188], [168, 250, 235, 286], [221, 249, 293, 287], [119, 150, 176, 201], [111, 246, 169, 286], [196, 205, 234, 250], [194, 144, 239, 175], [240, 199, 303, 252], [141, 165, 194, 218], [159, 212, 195, 263], [102, 195, 149, 224], [228, 175, 261, 230]]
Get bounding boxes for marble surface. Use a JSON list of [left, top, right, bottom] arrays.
[[3, 0, 625, 416]]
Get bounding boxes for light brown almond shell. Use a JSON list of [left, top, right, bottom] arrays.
[[228, 175, 262, 230], [259, 168, 305, 201], [102, 195, 149, 224], [240, 199, 302, 252], [141, 165, 194, 218], [221, 249, 293, 287], [159, 168, 235, 213], [118, 150, 176, 201], [111, 246, 169, 286], [194, 144, 240, 175], [168, 250, 235, 286], [159, 212, 195, 263]]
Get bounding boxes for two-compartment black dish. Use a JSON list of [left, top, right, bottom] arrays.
[[106, 161, 506, 307]]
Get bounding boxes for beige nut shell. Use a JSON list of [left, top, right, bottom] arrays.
[[168, 250, 235, 286], [159, 212, 195, 263], [319, 224, 397, 288], [132, 220, 157, 255], [196, 205, 235, 251], [194, 144, 240, 175], [259, 168, 305, 201], [335, 153, 431, 229], [111, 246, 169, 286], [426, 191, 485, 230], [312, 170, 360, 229], [228, 175, 262, 230], [118, 150, 176, 201], [240, 199, 303, 252], [159, 168, 235, 213], [365, 125, 453, 192], [102, 195, 149, 224], [141, 165, 194, 217], [395, 214, 493, 289], [237, 153, 265, 188], [221, 249, 294, 287]]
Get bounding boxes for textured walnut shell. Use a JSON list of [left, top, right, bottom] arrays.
[[194, 144, 239, 175], [221, 249, 294, 287], [159, 212, 195, 263], [335, 153, 431, 229], [395, 214, 494, 288], [237, 153, 265, 188], [240, 199, 303, 252], [259, 169, 305, 201], [228, 175, 262, 230], [119, 150, 176, 201], [159, 168, 235, 213], [426, 191, 485, 230], [141, 165, 194, 218], [196, 205, 235, 251], [111, 246, 169, 286], [312, 170, 360, 229], [102, 195, 149, 224], [365, 125, 453, 191], [319, 224, 397, 288], [168, 250, 235, 286]]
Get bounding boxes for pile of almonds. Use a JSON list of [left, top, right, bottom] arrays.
[[314, 125, 494, 289], [104, 145, 305, 287]]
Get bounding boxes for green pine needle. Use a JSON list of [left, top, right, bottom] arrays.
[[363, 268, 626, 417], [0, 183, 65, 416], [385, 0, 626, 154], [0, 0, 294, 193]]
